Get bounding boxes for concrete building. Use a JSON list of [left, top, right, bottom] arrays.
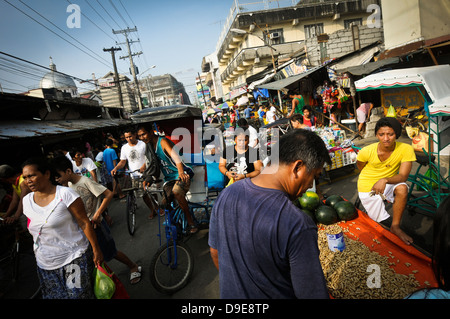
[[379, 0, 450, 62], [99, 71, 137, 114], [143, 74, 191, 107], [213, 0, 382, 99], [200, 53, 222, 104]]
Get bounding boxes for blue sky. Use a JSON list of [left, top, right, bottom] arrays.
[[0, 0, 233, 99]]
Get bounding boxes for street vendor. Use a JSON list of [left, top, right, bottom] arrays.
[[356, 117, 416, 245], [287, 90, 305, 117]]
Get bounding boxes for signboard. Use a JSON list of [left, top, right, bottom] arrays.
[[99, 78, 115, 87]]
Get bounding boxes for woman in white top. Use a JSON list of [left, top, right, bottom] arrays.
[[22, 157, 103, 299]]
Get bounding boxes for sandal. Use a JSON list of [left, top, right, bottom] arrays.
[[130, 266, 142, 284]]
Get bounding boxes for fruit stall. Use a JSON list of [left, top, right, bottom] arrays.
[[295, 191, 438, 299]]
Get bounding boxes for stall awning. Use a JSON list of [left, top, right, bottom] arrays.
[[355, 65, 450, 116], [336, 57, 400, 76], [256, 65, 326, 91], [332, 46, 380, 72], [131, 105, 203, 123]]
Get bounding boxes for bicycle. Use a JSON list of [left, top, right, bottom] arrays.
[[145, 179, 210, 294], [115, 169, 143, 236]]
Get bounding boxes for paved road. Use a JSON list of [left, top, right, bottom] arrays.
[[104, 195, 220, 299], [1, 134, 436, 299]]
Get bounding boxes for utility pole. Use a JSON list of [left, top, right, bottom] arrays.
[[113, 27, 143, 110], [103, 47, 124, 110]]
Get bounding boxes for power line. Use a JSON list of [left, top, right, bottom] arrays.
[[2, 0, 113, 69], [0, 51, 97, 86], [66, 0, 116, 43], [17, 0, 112, 67], [95, 0, 122, 30], [109, 0, 129, 28], [116, 0, 150, 73]]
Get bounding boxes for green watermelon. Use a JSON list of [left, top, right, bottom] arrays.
[[299, 191, 320, 211], [334, 200, 358, 221], [315, 205, 339, 225], [325, 195, 344, 208]]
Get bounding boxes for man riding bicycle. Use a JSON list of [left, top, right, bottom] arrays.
[[137, 124, 198, 234]]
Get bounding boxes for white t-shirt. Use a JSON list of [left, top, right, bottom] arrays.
[[120, 140, 146, 178], [266, 107, 276, 124], [72, 158, 97, 179], [22, 186, 89, 270], [69, 176, 107, 220]]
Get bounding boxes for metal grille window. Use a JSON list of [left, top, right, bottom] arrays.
[[304, 23, 324, 39], [344, 18, 362, 29]]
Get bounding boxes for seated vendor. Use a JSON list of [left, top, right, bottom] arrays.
[[302, 105, 317, 128], [356, 117, 416, 245]]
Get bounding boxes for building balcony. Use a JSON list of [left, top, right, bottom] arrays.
[[220, 41, 303, 84], [217, 0, 380, 63]]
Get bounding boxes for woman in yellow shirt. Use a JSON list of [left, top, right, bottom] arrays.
[[356, 117, 416, 246]]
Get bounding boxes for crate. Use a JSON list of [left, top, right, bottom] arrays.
[[324, 146, 359, 171]]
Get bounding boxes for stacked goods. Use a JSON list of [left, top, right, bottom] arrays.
[[318, 224, 421, 299], [297, 192, 357, 225]]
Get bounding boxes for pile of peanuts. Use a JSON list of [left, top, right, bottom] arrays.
[[318, 224, 421, 299]]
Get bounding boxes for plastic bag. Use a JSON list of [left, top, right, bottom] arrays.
[[93, 263, 116, 299], [386, 105, 397, 118], [420, 167, 438, 191]]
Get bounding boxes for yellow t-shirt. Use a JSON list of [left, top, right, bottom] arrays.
[[357, 142, 416, 192]]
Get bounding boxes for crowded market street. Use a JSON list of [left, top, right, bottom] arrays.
[[1, 134, 436, 300]]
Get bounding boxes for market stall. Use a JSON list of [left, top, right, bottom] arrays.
[[355, 65, 450, 212], [315, 127, 357, 173], [318, 207, 438, 299]]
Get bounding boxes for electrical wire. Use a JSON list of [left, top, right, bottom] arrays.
[[2, 0, 113, 70], [0, 51, 97, 86], [17, 0, 112, 67]]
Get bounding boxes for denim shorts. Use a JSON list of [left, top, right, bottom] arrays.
[[94, 219, 118, 262]]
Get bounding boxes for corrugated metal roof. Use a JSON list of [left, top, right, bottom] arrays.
[[0, 118, 131, 140], [131, 105, 202, 123]]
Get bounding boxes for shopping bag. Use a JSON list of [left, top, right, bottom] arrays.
[[386, 105, 397, 118], [93, 263, 116, 299], [101, 262, 130, 299]]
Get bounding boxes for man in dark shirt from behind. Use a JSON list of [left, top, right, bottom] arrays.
[[209, 129, 331, 299]]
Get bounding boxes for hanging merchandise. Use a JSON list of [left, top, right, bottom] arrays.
[[337, 87, 349, 103], [327, 67, 338, 82], [321, 83, 334, 114], [386, 105, 397, 118]]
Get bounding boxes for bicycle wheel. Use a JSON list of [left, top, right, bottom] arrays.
[[126, 191, 137, 236], [149, 240, 194, 294]]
